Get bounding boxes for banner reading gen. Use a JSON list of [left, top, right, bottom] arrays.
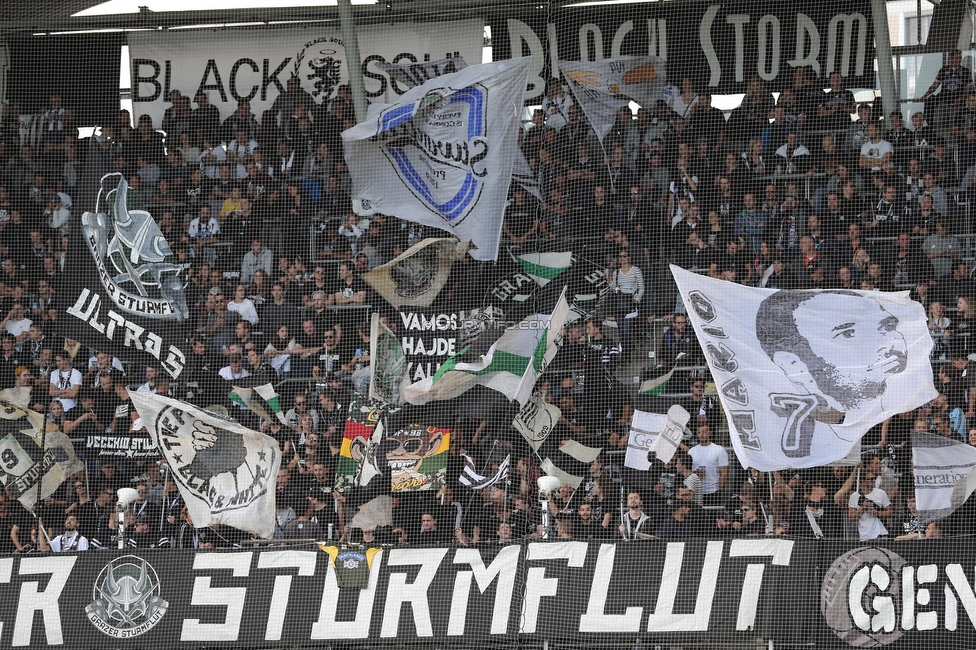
[[127, 21, 482, 127]]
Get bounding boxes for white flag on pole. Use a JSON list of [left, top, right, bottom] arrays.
[[670, 264, 937, 471], [128, 391, 282, 539], [559, 56, 667, 142], [343, 58, 531, 261], [625, 405, 691, 470]]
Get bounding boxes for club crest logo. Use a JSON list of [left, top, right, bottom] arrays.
[[390, 245, 438, 299], [86, 555, 169, 638], [339, 551, 364, 570], [293, 37, 346, 102], [372, 84, 490, 225], [81, 173, 189, 322]]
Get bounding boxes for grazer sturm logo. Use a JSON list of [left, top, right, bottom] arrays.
[[81, 173, 190, 322], [371, 84, 489, 225], [390, 245, 438, 298], [820, 546, 976, 646], [86, 555, 169, 638], [293, 36, 346, 102]]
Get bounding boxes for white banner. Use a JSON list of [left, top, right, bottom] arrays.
[[670, 264, 938, 472], [128, 391, 282, 539], [127, 22, 483, 128], [343, 58, 531, 261]]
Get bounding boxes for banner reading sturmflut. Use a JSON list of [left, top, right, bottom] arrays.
[[670, 265, 937, 471], [128, 391, 281, 539], [343, 58, 531, 262]]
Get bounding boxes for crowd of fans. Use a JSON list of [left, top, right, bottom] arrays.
[[1, 52, 976, 552]]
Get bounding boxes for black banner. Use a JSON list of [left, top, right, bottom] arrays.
[[84, 432, 160, 459], [490, 0, 875, 101], [7, 540, 976, 648], [60, 172, 190, 380]]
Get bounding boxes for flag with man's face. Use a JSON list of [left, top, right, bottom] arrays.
[[670, 265, 937, 471]]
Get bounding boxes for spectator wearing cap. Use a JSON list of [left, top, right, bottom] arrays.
[[12, 365, 32, 390], [127, 516, 171, 549]]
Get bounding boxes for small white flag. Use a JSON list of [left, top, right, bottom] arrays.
[[560, 56, 667, 142], [625, 405, 691, 470], [540, 440, 602, 489]]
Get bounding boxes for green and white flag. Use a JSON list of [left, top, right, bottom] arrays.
[[514, 251, 573, 286], [404, 288, 570, 406], [640, 366, 677, 396], [229, 383, 287, 424]]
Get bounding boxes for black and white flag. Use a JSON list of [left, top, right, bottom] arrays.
[[0, 398, 84, 511], [128, 391, 281, 539], [513, 390, 561, 452], [540, 440, 602, 489], [912, 432, 976, 525], [671, 264, 937, 471], [343, 58, 531, 261], [363, 238, 473, 308], [457, 453, 510, 490], [62, 173, 190, 379]]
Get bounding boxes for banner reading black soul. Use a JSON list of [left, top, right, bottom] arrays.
[[490, 0, 875, 101], [61, 172, 190, 380], [7, 540, 976, 648]]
